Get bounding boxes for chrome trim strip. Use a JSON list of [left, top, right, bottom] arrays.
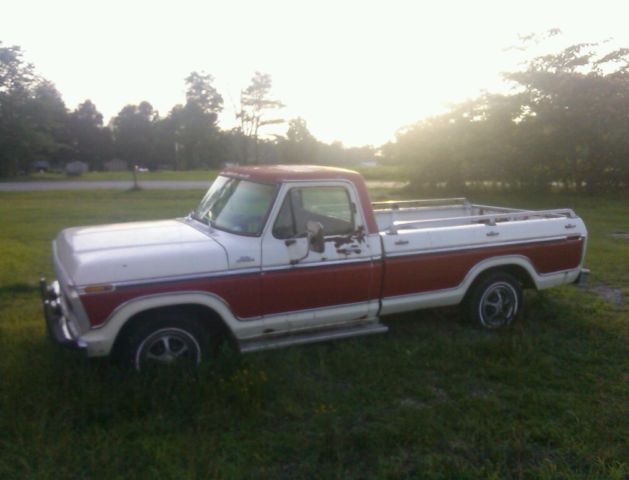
[[262, 257, 376, 272], [98, 257, 382, 290], [259, 299, 375, 321], [99, 267, 262, 290], [383, 235, 575, 259]]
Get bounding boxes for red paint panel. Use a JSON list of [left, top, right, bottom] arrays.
[[80, 238, 582, 328], [261, 262, 375, 315], [383, 238, 584, 297], [80, 273, 261, 327]]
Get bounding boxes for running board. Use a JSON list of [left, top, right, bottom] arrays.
[[239, 322, 389, 353]]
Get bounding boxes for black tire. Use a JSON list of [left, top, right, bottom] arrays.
[[117, 313, 212, 371], [465, 272, 522, 330]]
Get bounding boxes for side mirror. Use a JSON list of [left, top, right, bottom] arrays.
[[307, 221, 325, 253], [286, 221, 325, 265]]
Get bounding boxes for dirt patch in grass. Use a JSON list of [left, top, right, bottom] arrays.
[[591, 284, 624, 306]]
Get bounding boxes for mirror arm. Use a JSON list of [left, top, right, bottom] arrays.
[[286, 222, 324, 265], [289, 232, 313, 265]]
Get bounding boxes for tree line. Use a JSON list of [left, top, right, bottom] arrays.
[[2, 36, 629, 192], [0, 41, 374, 177], [384, 37, 629, 193]]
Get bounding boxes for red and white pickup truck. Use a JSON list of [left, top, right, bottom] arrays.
[[41, 165, 588, 370]]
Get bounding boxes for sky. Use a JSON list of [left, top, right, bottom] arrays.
[[2, 0, 629, 146]]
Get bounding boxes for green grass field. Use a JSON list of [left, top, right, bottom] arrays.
[[0, 188, 627, 479]]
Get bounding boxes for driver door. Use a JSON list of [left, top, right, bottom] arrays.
[[260, 181, 376, 333]]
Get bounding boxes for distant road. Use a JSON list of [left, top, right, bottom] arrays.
[[0, 180, 406, 192], [0, 181, 210, 191]]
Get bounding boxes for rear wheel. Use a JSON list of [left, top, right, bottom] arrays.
[[465, 272, 522, 329], [117, 314, 212, 371]]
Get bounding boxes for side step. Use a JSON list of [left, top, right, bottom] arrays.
[[239, 321, 389, 353]]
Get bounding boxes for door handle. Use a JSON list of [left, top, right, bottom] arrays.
[[486, 231, 499, 237], [565, 224, 576, 229], [394, 239, 409, 246]]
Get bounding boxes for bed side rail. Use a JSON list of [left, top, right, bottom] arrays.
[[372, 197, 470, 210], [387, 208, 577, 234]]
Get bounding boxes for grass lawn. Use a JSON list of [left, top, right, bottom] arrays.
[[0, 188, 627, 479]]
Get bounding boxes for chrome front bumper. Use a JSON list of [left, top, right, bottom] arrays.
[[40, 278, 87, 349]]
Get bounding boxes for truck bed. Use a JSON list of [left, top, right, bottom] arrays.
[[373, 198, 577, 233]]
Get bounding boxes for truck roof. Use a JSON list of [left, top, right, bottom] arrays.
[[220, 164, 363, 184]]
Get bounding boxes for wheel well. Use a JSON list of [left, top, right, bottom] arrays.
[[110, 303, 231, 358], [470, 264, 536, 291]]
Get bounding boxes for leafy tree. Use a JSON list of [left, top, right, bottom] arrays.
[[111, 101, 158, 168], [237, 72, 284, 164], [504, 43, 629, 191], [281, 117, 318, 164], [0, 43, 73, 176], [387, 38, 629, 192], [69, 100, 112, 170], [165, 71, 224, 169], [0, 42, 35, 94], [185, 71, 223, 116], [0, 41, 374, 177], [0, 43, 43, 175], [151, 115, 177, 170]]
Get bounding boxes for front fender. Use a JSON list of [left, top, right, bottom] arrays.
[[79, 291, 261, 357]]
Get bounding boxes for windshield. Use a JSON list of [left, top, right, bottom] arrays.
[[193, 175, 278, 235]]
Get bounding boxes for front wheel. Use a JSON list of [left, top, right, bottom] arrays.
[[118, 315, 211, 371], [465, 272, 522, 329]]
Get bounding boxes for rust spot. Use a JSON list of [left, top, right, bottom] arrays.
[[326, 226, 367, 248]]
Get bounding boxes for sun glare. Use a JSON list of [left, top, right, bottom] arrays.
[[1, 0, 629, 146]]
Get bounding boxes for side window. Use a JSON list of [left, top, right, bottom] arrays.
[[301, 188, 353, 227], [272, 194, 296, 239], [273, 186, 354, 238]]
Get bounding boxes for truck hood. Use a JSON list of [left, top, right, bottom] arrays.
[[54, 219, 228, 286]]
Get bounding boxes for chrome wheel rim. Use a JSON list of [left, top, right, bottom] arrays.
[[478, 282, 518, 328], [135, 328, 201, 370]]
